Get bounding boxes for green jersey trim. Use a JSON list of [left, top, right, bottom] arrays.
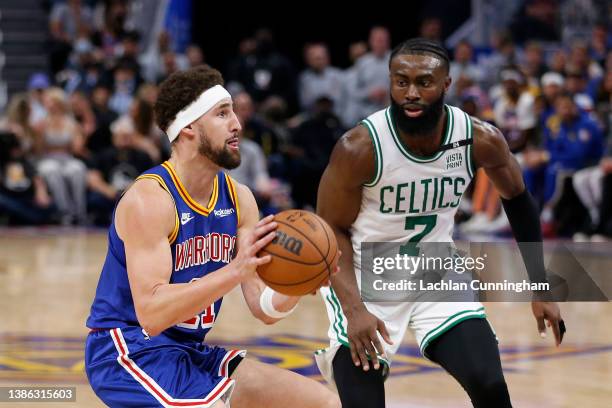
[[361, 119, 383, 187]]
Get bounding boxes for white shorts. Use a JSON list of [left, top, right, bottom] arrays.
[[315, 286, 487, 385]]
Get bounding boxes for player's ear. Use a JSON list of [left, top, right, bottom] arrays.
[[444, 75, 452, 93], [180, 124, 197, 139]]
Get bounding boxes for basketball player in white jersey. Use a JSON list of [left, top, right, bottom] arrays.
[[316, 39, 565, 407]]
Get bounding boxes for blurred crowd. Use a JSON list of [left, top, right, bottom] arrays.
[[0, 0, 610, 241]]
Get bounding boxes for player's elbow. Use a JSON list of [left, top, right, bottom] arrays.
[[135, 308, 165, 337], [139, 318, 164, 337]]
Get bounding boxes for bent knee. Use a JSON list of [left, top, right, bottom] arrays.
[[38, 159, 61, 175], [62, 159, 86, 175]]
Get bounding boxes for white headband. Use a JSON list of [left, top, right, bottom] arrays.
[[166, 85, 232, 142]]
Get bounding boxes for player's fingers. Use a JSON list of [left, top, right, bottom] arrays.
[[549, 318, 562, 346], [349, 341, 361, 367], [252, 231, 277, 252], [364, 337, 380, 370], [253, 221, 278, 238], [254, 254, 272, 265], [355, 338, 370, 371], [377, 318, 394, 345], [255, 214, 275, 227], [536, 316, 546, 338], [372, 336, 386, 364]]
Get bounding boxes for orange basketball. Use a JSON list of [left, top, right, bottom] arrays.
[[257, 209, 338, 296]]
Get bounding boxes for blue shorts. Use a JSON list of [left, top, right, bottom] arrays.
[[85, 327, 245, 407]]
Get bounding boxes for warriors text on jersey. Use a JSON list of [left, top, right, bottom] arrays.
[[86, 161, 240, 343]]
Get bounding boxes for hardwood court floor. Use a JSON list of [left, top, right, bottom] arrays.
[[0, 229, 610, 407]]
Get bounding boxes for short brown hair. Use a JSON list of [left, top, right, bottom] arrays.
[[154, 66, 224, 132]]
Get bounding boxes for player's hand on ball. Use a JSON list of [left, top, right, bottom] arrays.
[[531, 301, 565, 346], [233, 215, 278, 281], [346, 305, 393, 372]]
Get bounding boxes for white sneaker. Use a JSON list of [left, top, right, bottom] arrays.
[[479, 211, 509, 233], [460, 213, 489, 233]]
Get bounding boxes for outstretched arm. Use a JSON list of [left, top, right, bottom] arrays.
[[471, 117, 564, 345]]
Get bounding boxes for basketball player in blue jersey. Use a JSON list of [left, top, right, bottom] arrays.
[[316, 39, 565, 407], [85, 66, 340, 408]]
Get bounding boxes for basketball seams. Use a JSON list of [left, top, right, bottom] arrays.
[[259, 247, 327, 266], [275, 219, 330, 268], [310, 214, 332, 260]]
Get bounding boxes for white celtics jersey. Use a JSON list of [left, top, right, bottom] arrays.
[[351, 105, 475, 273]]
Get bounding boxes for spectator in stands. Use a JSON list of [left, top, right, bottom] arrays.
[[27, 73, 50, 126], [419, 17, 443, 42], [87, 116, 153, 225], [287, 97, 343, 209], [572, 146, 612, 241], [108, 57, 140, 115], [493, 67, 537, 152], [565, 67, 595, 112], [185, 44, 206, 68], [509, 0, 560, 44], [593, 69, 611, 135], [0, 131, 53, 225], [479, 31, 519, 90], [538, 71, 565, 125], [568, 40, 604, 81], [339, 41, 368, 128], [157, 51, 181, 83], [88, 81, 119, 153], [34, 88, 88, 225], [589, 23, 610, 67], [3, 94, 37, 154], [227, 128, 275, 214], [525, 93, 603, 210], [91, 0, 129, 60], [137, 83, 159, 106], [70, 91, 97, 148], [227, 29, 297, 111], [233, 91, 281, 158], [590, 157, 612, 240], [521, 41, 548, 93], [448, 40, 483, 105], [548, 48, 568, 74], [127, 97, 162, 163], [48, 0, 94, 74], [298, 43, 344, 117], [119, 30, 141, 61], [351, 26, 391, 120]]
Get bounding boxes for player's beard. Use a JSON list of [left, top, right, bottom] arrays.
[[198, 132, 241, 169], [390, 91, 446, 137]]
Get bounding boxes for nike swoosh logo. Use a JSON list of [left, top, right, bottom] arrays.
[[181, 216, 195, 225]]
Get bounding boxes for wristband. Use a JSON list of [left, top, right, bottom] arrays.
[[259, 287, 297, 319]]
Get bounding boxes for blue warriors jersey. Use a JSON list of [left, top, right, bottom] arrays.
[[86, 161, 240, 343]]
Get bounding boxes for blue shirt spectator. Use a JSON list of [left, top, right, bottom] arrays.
[[544, 97, 603, 170]]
